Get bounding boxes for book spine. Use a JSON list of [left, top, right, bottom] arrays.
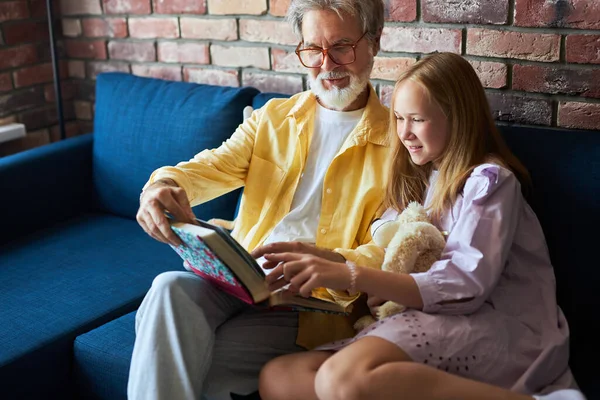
[[188, 264, 255, 305]]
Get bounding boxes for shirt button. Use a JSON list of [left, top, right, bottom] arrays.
[[326, 188, 332, 194], [320, 228, 327, 234]]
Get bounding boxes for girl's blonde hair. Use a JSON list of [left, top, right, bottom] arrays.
[[385, 52, 530, 220]]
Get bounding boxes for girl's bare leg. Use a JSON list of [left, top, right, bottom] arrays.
[[258, 350, 332, 400], [314, 336, 534, 400]]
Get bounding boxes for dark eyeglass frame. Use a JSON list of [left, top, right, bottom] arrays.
[[295, 31, 368, 68]]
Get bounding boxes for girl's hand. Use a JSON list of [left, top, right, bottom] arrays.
[[367, 294, 386, 317], [251, 241, 346, 271], [262, 252, 351, 298]]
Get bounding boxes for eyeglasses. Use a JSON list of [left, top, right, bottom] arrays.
[[295, 31, 367, 68]]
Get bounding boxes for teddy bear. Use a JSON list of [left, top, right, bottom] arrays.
[[353, 201, 447, 331]]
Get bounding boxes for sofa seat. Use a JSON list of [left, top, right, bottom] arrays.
[[0, 213, 181, 398], [74, 311, 137, 400]]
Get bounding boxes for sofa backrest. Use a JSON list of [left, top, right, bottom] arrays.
[[92, 72, 258, 221], [499, 125, 599, 394]]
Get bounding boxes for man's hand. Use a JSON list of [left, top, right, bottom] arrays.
[[136, 179, 196, 246], [251, 241, 346, 270]]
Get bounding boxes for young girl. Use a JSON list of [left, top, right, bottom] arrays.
[[256, 52, 585, 400]]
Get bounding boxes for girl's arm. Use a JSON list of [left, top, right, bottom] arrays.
[[353, 266, 424, 310], [410, 164, 522, 314]]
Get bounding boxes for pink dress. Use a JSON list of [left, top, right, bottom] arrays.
[[316, 164, 578, 395]]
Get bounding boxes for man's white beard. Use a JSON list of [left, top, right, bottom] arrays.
[[308, 64, 372, 110]]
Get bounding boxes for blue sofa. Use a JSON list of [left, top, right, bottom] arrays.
[[0, 72, 597, 400]]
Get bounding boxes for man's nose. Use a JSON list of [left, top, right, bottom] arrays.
[[321, 52, 339, 72]]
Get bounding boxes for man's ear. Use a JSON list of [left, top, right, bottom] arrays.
[[372, 28, 383, 55]]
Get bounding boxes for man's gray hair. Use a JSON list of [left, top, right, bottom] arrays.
[[287, 0, 385, 43]]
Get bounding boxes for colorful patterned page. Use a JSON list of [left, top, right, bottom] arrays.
[[170, 227, 255, 304]]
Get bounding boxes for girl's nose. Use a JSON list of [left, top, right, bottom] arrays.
[[398, 121, 413, 140]]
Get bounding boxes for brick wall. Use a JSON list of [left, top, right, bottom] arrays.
[[0, 0, 81, 156], [2, 0, 600, 155]]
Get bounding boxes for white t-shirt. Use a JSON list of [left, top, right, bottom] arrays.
[[262, 104, 364, 246]]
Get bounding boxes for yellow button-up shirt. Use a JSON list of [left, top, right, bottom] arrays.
[[148, 84, 393, 349]]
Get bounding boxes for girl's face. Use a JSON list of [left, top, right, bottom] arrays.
[[393, 80, 449, 167]]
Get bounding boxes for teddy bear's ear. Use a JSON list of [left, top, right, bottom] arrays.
[[400, 202, 429, 223]]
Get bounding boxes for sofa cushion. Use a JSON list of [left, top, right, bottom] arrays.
[[74, 311, 137, 400], [0, 213, 183, 398], [92, 72, 259, 220], [499, 124, 599, 396], [74, 311, 263, 400]]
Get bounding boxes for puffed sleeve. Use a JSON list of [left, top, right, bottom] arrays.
[[411, 164, 522, 314]]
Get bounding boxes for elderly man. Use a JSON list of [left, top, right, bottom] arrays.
[[127, 1, 391, 399]]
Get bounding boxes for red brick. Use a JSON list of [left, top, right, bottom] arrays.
[[385, 0, 417, 22], [0, 73, 12, 92], [513, 64, 600, 98], [371, 56, 416, 81], [242, 71, 303, 95], [60, 0, 102, 15], [379, 84, 394, 107], [566, 34, 600, 64], [74, 100, 93, 120], [0, 86, 45, 114], [0, 115, 17, 126], [487, 92, 552, 126], [19, 102, 76, 131], [132, 65, 182, 81], [558, 102, 600, 130], [208, 0, 267, 15], [129, 18, 179, 38], [153, 0, 206, 14], [422, 0, 507, 24], [240, 19, 296, 46], [62, 19, 82, 37], [13, 62, 68, 87], [108, 41, 156, 62], [0, 129, 50, 157], [184, 67, 239, 87], [271, 48, 304, 74], [82, 18, 128, 38], [157, 41, 209, 64], [180, 18, 237, 40], [103, 0, 151, 14], [44, 81, 77, 102], [469, 60, 507, 89], [87, 61, 130, 79], [2, 20, 48, 45], [467, 28, 560, 62], [50, 121, 81, 142], [0, 44, 38, 70], [75, 81, 97, 101], [381, 27, 462, 54], [68, 61, 86, 78], [514, 0, 600, 29], [0, 1, 30, 22], [270, 0, 290, 17], [211, 45, 270, 69], [65, 39, 107, 59], [29, 0, 60, 19]]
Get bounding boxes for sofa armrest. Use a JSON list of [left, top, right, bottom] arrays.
[[0, 133, 94, 245]]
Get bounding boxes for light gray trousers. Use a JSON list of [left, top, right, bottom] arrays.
[[127, 271, 303, 400]]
